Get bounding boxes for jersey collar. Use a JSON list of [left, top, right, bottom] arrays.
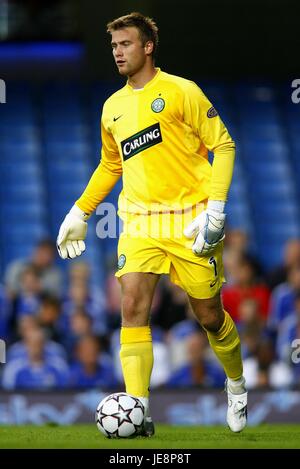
[[127, 67, 161, 92]]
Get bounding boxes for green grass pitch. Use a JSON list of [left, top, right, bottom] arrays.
[[0, 424, 300, 449]]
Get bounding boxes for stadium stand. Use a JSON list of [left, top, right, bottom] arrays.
[[1, 80, 300, 390], [1, 80, 300, 276]]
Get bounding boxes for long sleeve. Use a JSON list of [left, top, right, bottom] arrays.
[[76, 120, 123, 214], [184, 82, 235, 202]]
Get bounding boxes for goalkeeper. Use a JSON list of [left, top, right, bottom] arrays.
[[57, 12, 247, 434]]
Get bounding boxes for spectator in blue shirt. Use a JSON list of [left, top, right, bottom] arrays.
[[276, 292, 300, 366], [7, 315, 67, 362], [69, 335, 117, 389], [5, 239, 63, 299], [37, 294, 62, 343], [60, 308, 93, 358], [2, 327, 69, 390], [0, 284, 11, 341], [167, 331, 225, 388], [14, 265, 42, 319], [268, 264, 300, 334], [61, 282, 107, 337]]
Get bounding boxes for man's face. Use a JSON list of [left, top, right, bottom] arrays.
[[33, 245, 54, 268], [111, 27, 150, 76]]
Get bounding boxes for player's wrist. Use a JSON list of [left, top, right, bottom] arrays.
[[207, 200, 225, 213], [70, 204, 90, 221]]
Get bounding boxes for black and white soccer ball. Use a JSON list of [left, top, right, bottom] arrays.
[[95, 392, 145, 438]]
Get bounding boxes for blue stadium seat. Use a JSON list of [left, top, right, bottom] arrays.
[[242, 141, 288, 162], [45, 141, 92, 163], [0, 108, 36, 126], [257, 223, 300, 241], [252, 182, 296, 200], [1, 224, 49, 243], [1, 163, 42, 184], [43, 109, 84, 123], [44, 125, 90, 143], [1, 203, 46, 223], [241, 124, 284, 142], [0, 142, 41, 162], [0, 125, 39, 144], [245, 162, 291, 179], [254, 203, 299, 221], [227, 184, 246, 202]]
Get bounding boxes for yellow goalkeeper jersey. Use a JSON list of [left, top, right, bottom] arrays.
[[76, 68, 235, 215]]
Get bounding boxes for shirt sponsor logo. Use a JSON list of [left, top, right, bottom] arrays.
[[207, 106, 218, 118], [121, 123, 162, 160]]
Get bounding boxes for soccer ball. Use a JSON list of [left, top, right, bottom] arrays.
[[95, 392, 145, 438]]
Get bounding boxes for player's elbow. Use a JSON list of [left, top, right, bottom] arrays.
[[221, 139, 236, 151], [213, 139, 236, 156], [229, 139, 236, 151], [100, 160, 123, 177]]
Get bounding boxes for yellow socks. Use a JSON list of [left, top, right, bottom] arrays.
[[120, 326, 153, 398], [119, 314, 242, 397], [206, 311, 243, 380]]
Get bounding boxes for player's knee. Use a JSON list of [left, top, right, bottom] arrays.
[[200, 316, 223, 332], [190, 292, 224, 332], [197, 305, 224, 332], [122, 294, 148, 325]]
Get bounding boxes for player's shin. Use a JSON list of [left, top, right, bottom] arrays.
[[119, 325, 153, 404], [119, 326, 155, 435], [205, 310, 247, 432], [205, 310, 243, 381]]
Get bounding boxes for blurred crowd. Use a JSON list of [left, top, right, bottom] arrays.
[[0, 230, 300, 391]]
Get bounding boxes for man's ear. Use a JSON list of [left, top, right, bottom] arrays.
[[144, 41, 154, 56]]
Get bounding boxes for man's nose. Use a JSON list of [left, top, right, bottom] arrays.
[[114, 46, 123, 57]]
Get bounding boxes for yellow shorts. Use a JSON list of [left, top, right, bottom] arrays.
[[115, 211, 225, 299]]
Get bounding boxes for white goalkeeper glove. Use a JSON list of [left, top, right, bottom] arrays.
[[57, 205, 90, 259], [184, 201, 226, 256]]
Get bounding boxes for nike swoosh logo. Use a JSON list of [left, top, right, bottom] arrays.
[[210, 279, 217, 288], [113, 115, 122, 122]]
